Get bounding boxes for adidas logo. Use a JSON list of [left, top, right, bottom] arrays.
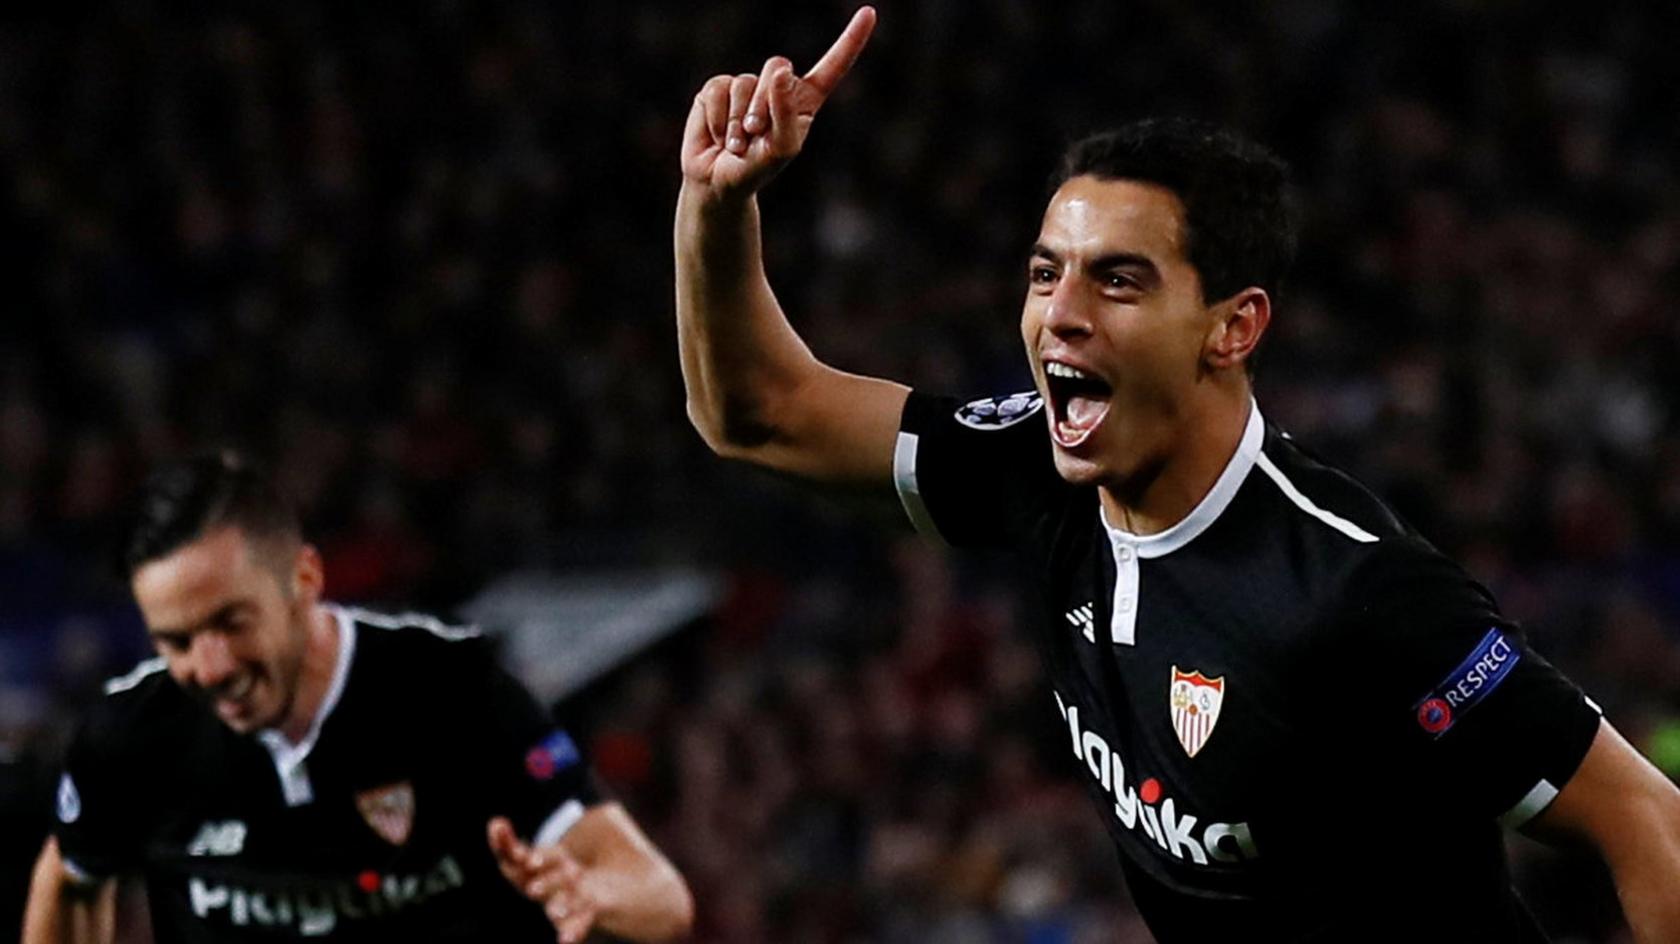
[[1066, 603, 1096, 644]]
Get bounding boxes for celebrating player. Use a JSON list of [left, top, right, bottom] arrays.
[[22, 452, 693, 943], [675, 7, 1680, 941]]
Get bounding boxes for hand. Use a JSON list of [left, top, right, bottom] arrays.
[[680, 6, 877, 199], [488, 816, 598, 944]]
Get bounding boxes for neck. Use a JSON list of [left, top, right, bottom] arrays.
[[278, 604, 339, 744], [1098, 389, 1252, 536]]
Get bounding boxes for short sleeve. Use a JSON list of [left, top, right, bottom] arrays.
[[1339, 541, 1601, 828], [463, 651, 602, 847], [52, 712, 143, 882], [895, 390, 1061, 548]]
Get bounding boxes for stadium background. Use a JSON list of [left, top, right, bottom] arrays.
[[2, 1, 1678, 940]]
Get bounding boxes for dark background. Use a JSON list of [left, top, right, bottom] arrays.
[[3, 1, 1678, 940]]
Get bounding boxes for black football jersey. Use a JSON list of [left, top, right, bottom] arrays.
[[895, 391, 1602, 943], [53, 606, 599, 943]]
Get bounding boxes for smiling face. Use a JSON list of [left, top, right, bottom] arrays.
[[131, 525, 322, 734], [1023, 175, 1243, 488]]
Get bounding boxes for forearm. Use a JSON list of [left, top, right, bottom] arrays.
[[674, 181, 821, 454], [22, 840, 115, 944], [576, 851, 693, 943], [672, 9, 902, 485], [1620, 879, 1680, 944], [1609, 799, 1680, 944]]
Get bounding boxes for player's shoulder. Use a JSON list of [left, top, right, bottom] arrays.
[[903, 388, 1048, 440], [340, 604, 484, 649], [101, 655, 173, 701], [337, 604, 492, 674], [1246, 420, 1479, 600], [950, 390, 1046, 432], [1251, 421, 1415, 548], [76, 656, 199, 752], [1252, 429, 1495, 627]]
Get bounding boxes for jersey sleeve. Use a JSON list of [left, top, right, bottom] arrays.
[[1338, 541, 1602, 828], [895, 389, 1061, 548], [52, 709, 143, 882], [455, 644, 602, 847]]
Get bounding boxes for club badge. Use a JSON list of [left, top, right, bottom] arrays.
[[355, 782, 416, 846], [1170, 667, 1225, 758]]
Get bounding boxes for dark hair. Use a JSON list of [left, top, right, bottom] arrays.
[[1051, 117, 1299, 303], [122, 450, 300, 577]]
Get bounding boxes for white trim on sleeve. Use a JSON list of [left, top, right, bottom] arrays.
[[1498, 779, 1560, 829], [59, 856, 103, 887], [532, 798, 588, 848], [893, 431, 946, 545]]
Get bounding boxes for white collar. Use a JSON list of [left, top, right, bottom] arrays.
[[258, 605, 357, 759], [1100, 399, 1265, 559]]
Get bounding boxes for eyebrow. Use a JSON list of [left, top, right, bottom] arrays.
[[147, 602, 245, 643], [1029, 243, 1162, 281]]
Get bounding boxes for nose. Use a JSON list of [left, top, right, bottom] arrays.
[[1042, 276, 1093, 340], [189, 632, 238, 691]]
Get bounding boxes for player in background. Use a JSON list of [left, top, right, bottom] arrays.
[[674, 7, 1680, 941], [23, 452, 693, 943]]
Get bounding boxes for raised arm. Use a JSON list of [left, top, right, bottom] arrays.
[[675, 6, 909, 486], [20, 838, 115, 944]]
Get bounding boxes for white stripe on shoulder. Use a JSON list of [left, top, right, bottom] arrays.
[[104, 657, 168, 695], [1255, 453, 1379, 544], [339, 606, 480, 641]]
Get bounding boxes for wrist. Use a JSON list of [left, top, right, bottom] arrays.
[[679, 180, 755, 219]]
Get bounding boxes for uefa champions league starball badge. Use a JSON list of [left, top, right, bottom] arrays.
[[954, 392, 1043, 430]]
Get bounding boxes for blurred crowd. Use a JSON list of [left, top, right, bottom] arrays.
[[3, 0, 1678, 940]]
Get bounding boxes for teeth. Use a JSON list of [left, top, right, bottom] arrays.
[[1045, 361, 1089, 380]]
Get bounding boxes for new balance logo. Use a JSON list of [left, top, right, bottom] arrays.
[[188, 821, 247, 857], [1066, 603, 1096, 644]]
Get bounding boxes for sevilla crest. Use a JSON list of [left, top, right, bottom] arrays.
[[1169, 667, 1225, 758], [356, 782, 416, 846]]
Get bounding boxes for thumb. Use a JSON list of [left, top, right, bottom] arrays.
[[487, 817, 524, 861]]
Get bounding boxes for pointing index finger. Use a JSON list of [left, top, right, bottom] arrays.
[[801, 6, 877, 102]]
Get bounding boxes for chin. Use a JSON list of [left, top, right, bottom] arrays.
[[1051, 447, 1108, 486], [215, 710, 258, 734], [216, 695, 283, 735]]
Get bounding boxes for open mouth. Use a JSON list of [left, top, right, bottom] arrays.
[[211, 673, 257, 716], [1043, 360, 1113, 448]]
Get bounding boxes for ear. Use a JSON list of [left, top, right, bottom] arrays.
[[291, 543, 326, 605], [1205, 288, 1271, 371]]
